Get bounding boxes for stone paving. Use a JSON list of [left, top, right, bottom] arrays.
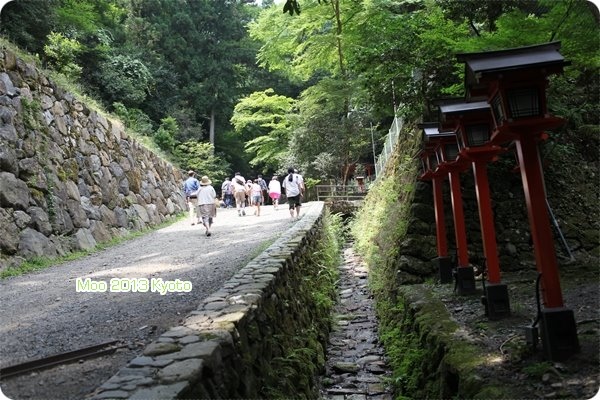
[[319, 245, 394, 400]]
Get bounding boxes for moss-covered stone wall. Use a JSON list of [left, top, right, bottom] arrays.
[[0, 48, 187, 271]]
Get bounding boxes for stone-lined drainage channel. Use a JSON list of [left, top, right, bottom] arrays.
[[319, 244, 393, 399]]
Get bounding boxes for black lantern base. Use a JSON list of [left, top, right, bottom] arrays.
[[456, 266, 476, 295], [540, 307, 580, 361], [437, 257, 453, 284], [524, 325, 539, 349], [482, 283, 510, 320]]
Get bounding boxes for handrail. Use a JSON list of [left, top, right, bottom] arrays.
[[313, 185, 367, 202]]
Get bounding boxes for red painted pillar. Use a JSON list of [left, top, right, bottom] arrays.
[[471, 159, 501, 284], [432, 176, 448, 257], [515, 134, 564, 308], [448, 170, 469, 267]]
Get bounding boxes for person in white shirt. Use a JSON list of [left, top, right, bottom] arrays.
[[249, 180, 264, 216], [194, 176, 217, 236], [282, 167, 305, 220], [268, 176, 281, 210], [231, 172, 247, 216]]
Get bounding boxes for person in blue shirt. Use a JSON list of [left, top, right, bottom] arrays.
[[183, 170, 200, 225]]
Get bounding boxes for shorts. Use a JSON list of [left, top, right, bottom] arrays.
[[251, 195, 261, 205], [187, 197, 198, 207], [269, 192, 280, 200], [287, 194, 302, 209], [234, 191, 246, 205], [198, 203, 216, 219]]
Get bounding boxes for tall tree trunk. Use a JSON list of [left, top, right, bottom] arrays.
[[331, 0, 352, 185], [331, 0, 345, 76], [209, 108, 215, 147]]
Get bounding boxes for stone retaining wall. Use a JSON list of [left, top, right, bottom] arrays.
[[0, 48, 187, 271], [393, 284, 505, 399], [91, 202, 329, 399]]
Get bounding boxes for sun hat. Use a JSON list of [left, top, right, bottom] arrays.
[[200, 176, 211, 185], [188, 170, 195, 176]]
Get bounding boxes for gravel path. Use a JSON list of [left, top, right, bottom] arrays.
[[0, 203, 311, 400]]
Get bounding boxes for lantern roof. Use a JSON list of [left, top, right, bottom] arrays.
[[418, 122, 455, 143], [456, 41, 569, 91], [439, 100, 490, 115]]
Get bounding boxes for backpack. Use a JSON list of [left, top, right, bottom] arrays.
[[258, 178, 268, 191]]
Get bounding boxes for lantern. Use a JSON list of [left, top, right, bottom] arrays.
[[456, 41, 578, 360]]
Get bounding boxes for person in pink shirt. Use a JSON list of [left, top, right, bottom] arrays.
[[268, 175, 281, 210]]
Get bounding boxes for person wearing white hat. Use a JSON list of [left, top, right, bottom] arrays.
[[194, 176, 217, 236], [231, 172, 247, 216]]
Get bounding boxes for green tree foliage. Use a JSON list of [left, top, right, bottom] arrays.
[[112, 103, 154, 136], [0, 0, 59, 54], [98, 55, 153, 106], [231, 89, 295, 169], [437, 0, 538, 34], [250, 0, 345, 80], [125, 0, 256, 143], [43, 32, 83, 78], [290, 78, 373, 182], [2, 0, 597, 184], [53, 0, 128, 96], [174, 141, 230, 184], [153, 116, 178, 152], [341, 1, 470, 120], [250, 0, 376, 181]]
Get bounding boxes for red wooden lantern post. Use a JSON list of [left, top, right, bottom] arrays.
[[439, 100, 510, 319], [457, 42, 579, 360], [422, 127, 475, 294], [418, 126, 452, 283]]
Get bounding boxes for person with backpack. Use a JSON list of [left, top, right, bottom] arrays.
[[231, 172, 247, 216], [282, 167, 305, 220], [257, 174, 268, 205], [183, 170, 201, 225], [221, 177, 233, 208]]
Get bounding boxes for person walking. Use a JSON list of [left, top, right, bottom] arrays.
[[183, 170, 200, 225], [221, 177, 233, 208], [194, 175, 217, 236], [282, 167, 305, 220], [231, 172, 247, 216], [268, 175, 281, 210], [249, 179, 264, 216], [257, 174, 268, 205], [245, 179, 253, 208]]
